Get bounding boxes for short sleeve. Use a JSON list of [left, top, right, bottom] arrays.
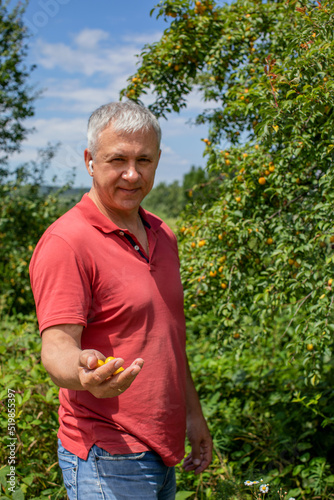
[[29, 234, 92, 333]]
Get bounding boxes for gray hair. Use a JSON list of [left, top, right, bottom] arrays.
[[87, 100, 161, 158]]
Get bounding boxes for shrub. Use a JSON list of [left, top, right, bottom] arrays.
[[122, 0, 334, 497], [0, 315, 65, 499]]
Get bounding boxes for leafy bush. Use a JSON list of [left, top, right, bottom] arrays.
[[142, 166, 208, 226], [123, 0, 334, 497], [0, 315, 65, 499], [179, 321, 334, 499], [0, 146, 77, 316]]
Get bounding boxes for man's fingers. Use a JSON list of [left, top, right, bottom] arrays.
[[183, 452, 199, 472], [129, 358, 144, 375], [95, 358, 125, 379], [190, 443, 201, 467], [80, 351, 124, 380], [113, 359, 144, 387], [78, 352, 144, 397], [183, 450, 211, 475], [79, 350, 103, 369]]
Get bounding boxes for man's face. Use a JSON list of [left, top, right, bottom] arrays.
[[85, 125, 161, 217]]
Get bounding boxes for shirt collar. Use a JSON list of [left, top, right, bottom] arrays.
[[77, 193, 162, 234]]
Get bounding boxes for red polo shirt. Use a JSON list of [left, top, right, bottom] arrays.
[[29, 194, 187, 466]]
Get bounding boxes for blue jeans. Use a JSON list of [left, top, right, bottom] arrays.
[[57, 439, 176, 500]]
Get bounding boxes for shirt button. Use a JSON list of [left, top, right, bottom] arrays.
[[119, 231, 124, 236], [134, 245, 140, 251]]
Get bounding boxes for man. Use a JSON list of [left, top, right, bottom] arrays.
[[30, 100, 212, 500]]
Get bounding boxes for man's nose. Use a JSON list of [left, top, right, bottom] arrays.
[[122, 163, 140, 181]]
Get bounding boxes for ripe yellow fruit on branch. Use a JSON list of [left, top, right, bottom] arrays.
[[258, 177, 266, 185], [266, 238, 273, 245], [198, 239, 206, 247]]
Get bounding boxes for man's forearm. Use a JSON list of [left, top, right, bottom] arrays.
[[41, 325, 86, 390], [185, 358, 205, 419], [183, 356, 213, 473]]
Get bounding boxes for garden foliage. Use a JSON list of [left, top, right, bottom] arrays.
[[0, 145, 75, 316], [142, 165, 207, 223], [122, 0, 334, 497], [0, 315, 66, 499]]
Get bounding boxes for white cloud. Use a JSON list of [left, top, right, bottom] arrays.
[[23, 117, 87, 148], [32, 28, 165, 79], [122, 31, 163, 45], [36, 79, 122, 114], [33, 37, 138, 76], [73, 29, 110, 50]]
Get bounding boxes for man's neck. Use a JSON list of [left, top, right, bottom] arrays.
[[87, 189, 141, 233]]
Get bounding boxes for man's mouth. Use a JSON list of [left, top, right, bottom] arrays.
[[118, 187, 140, 193], [118, 186, 140, 193]]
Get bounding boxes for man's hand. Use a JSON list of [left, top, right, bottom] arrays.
[[183, 415, 213, 475], [41, 324, 144, 396], [79, 350, 144, 398]]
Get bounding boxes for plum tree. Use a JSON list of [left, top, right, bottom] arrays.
[[122, 0, 334, 386]]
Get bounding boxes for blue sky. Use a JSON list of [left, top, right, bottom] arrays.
[[9, 0, 219, 188]]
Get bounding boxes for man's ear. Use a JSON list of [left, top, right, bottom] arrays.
[[84, 149, 94, 177]]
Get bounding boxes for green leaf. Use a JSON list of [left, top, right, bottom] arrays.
[[175, 492, 195, 500]]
